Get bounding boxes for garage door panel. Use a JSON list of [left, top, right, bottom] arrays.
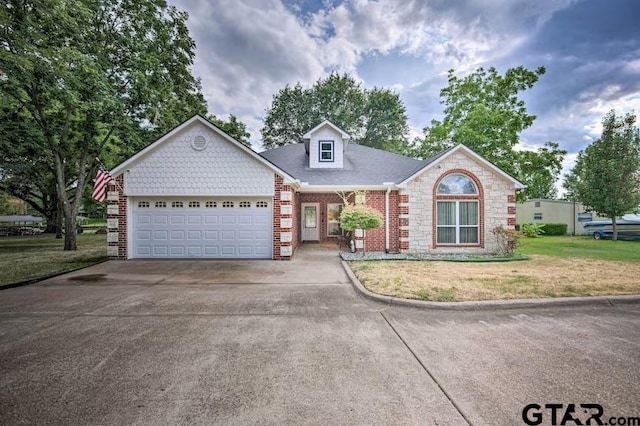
[[221, 246, 235, 256], [204, 246, 219, 255], [255, 246, 271, 256], [170, 246, 185, 256], [171, 215, 185, 225], [136, 245, 151, 255], [238, 246, 253, 256], [187, 246, 202, 256], [254, 215, 269, 225], [221, 215, 236, 225], [187, 230, 202, 240], [170, 230, 185, 240], [238, 215, 252, 225], [220, 230, 235, 240], [137, 215, 152, 225], [187, 215, 202, 225], [255, 230, 269, 240], [153, 246, 168, 256], [136, 230, 151, 240], [238, 230, 253, 240], [204, 215, 219, 225], [153, 230, 168, 240], [133, 197, 272, 259], [204, 230, 218, 240], [154, 215, 169, 225]]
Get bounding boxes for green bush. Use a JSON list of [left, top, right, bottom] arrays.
[[522, 222, 545, 238], [541, 223, 568, 236]]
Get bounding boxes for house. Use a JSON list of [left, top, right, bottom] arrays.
[[106, 115, 523, 260], [516, 199, 608, 235]]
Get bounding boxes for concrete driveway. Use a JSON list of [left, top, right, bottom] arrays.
[[1, 245, 639, 425]]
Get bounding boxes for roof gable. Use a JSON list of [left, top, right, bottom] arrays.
[[110, 115, 295, 183], [302, 120, 351, 140], [398, 144, 525, 189]]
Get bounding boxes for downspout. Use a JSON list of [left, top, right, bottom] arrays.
[[384, 184, 393, 253]]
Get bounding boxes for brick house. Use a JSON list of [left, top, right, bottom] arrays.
[[106, 115, 523, 260]]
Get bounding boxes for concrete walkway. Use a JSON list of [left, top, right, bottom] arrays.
[[1, 244, 639, 425]]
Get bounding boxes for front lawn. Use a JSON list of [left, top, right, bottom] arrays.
[[0, 234, 107, 286], [348, 236, 640, 302]]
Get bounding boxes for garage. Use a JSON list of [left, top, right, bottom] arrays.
[[132, 197, 273, 259]]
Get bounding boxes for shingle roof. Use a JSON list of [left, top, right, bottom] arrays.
[[259, 143, 432, 185]]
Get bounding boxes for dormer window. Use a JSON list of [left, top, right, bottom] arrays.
[[319, 140, 334, 162]]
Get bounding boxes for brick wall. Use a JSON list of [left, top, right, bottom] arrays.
[[362, 190, 400, 252], [298, 191, 401, 253], [107, 175, 127, 259], [299, 193, 347, 243], [273, 174, 293, 260]]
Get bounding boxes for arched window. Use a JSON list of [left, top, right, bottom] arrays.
[[437, 174, 478, 195], [435, 173, 481, 246]]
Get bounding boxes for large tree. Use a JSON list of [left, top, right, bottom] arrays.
[[413, 66, 566, 200], [564, 110, 640, 240], [261, 73, 410, 154], [0, 0, 206, 250], [208, 114, 252, 147]]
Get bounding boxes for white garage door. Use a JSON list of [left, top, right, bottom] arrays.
[[132, 197, 273, 259]]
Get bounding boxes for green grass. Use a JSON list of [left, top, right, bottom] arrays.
[[0, 234, 107, 286], [518, 235, 640, 262]]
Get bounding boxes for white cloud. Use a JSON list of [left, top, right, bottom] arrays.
[[170, 0, 637, 158]]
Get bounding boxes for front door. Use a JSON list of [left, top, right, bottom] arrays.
[[301, 203, 320, 241]]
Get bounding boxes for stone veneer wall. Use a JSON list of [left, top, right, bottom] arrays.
[[107, 175, 127, 259], [273, 174, 294, 260], [403, 150, 517, 254]]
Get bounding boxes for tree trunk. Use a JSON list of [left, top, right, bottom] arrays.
[[55, 200, 63, 239], [63, 210, 77, 250], [612, 216, 617, 241]]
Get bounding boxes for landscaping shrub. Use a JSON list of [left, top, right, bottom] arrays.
[[541, 223, 568, 236], [522, 222, 545, 238], [492, 226, 523, 257]]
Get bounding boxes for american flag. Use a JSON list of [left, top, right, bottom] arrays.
[[92, 165, 112, 202]]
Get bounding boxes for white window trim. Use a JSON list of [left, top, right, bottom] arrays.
[[436, 200, 479, 245], [319, 140, 334, 162]]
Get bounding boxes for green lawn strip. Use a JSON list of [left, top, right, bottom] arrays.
[[517, 236, 640, 262], [0, 234, 108, 286]]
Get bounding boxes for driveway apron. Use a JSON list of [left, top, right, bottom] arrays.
[[0, 245, 466, 425]]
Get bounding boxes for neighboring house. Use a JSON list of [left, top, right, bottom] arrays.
[[107, 115, 523, 260], [516, 199, 608, 235]]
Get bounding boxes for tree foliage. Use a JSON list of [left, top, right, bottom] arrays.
[[412, 66, 566, 200], [208, 114, 251, 147], [339, 203, 384, 255], [261, 73, 410, 154], [563, 110, 640, 240], [0, 0, 206, 249]]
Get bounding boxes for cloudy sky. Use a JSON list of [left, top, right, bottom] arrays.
[[170, 0, 640, 186]]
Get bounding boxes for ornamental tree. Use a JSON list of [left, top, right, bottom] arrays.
[[339, 204, 383, 254]]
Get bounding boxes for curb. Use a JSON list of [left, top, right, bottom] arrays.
[[341, 261, 640, 311], [0, 259, 110, 292]]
